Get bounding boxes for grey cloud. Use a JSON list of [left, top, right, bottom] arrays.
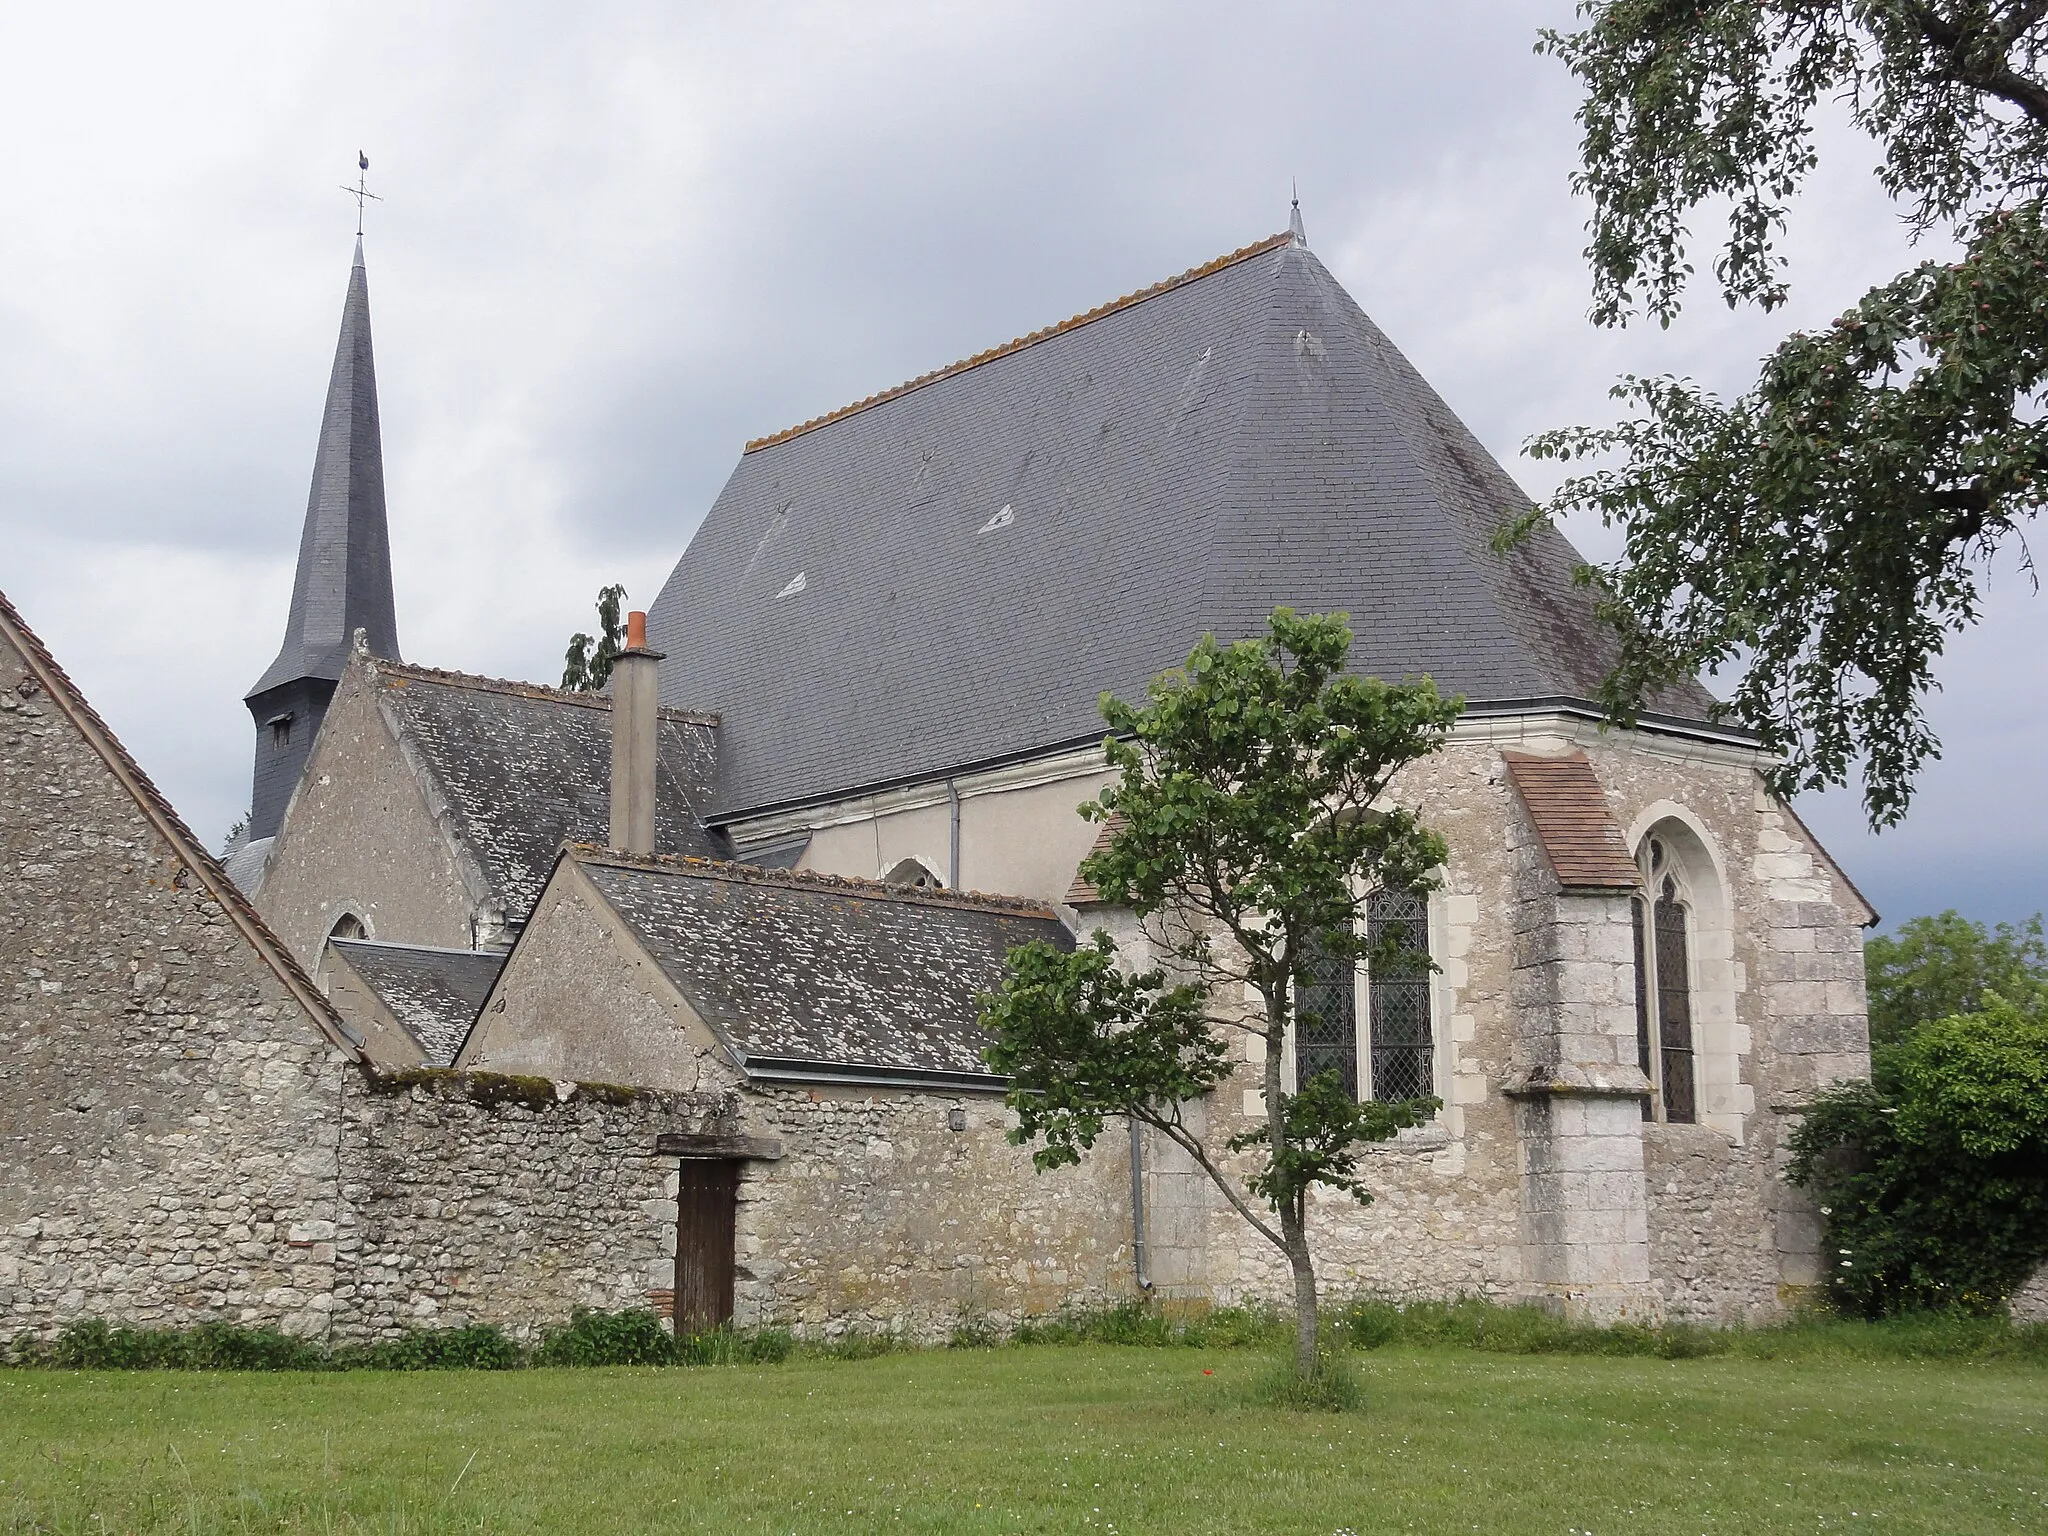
[[0, 0, 2038, 923]]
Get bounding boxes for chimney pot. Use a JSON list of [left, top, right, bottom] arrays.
[[626, 609, 647, 650]]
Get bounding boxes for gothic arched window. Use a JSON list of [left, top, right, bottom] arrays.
[[1631, 838, 1698, 1124], [329, 912, 366, 942], [1291, 888, 1435, 1104]]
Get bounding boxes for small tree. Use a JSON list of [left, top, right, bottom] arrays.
[[1866, 910, 2048, 1047], [981, 609, 1461, 1379], [561, 583, 627, 692]]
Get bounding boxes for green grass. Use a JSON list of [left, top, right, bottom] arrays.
[[4, 1345, 2044, 1534]]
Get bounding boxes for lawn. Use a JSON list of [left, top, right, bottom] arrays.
[[2, 1345, 2042, 1534]]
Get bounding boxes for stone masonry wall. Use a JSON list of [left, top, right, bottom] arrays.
[[334, 1073, 725, 1339], [255, 669, 486, 972], [1, 626, 354, 1340], [732, 1085, 1136, 1341]]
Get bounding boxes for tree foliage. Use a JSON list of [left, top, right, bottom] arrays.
[[1787, 992, 2048, 1315], [1865, 908, 2048, 1045], [1524, 3, 2048, 825], [561, 583, 627, 693], [981, 609, 1459, 1376]]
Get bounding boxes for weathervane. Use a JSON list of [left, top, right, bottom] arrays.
[[341, 151, 381, 238]]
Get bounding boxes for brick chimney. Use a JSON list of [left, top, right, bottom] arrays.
[[609, 610, 664, 855]]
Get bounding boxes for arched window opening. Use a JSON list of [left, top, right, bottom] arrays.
[[1631, 836, 1698, 1124], [1290, 888, 1436, 1104], [881, 858, 944, 890], [1653, 876, 1698, 1122], [329, 913, 366, 942]]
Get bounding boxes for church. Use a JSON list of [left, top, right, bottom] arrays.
[[0, 210, 1875, 1344]]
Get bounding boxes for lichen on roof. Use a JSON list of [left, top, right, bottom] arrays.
[[332, 938, 506, 1066], [369, 659, 728, 920], [567, 846, 1071, 1080]]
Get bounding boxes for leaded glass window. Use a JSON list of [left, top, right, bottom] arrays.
[[1633, 837, 1699, 1125], [1654, 876, 1697, 1124], [1366, 887, 1434, 1102], [1294, 927, 1358, 1100], [1632, 897, 1653, 1122]]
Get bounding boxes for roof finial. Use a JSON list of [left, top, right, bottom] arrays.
[[1289, 180, 1307, 248], [341, 151, 382, 243]]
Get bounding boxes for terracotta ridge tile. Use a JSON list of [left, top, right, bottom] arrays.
[[742, 232, 1294, 454], [563, 842, 1060, 920]]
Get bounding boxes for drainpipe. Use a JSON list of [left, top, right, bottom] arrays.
[[947, 776, 961, 889], [1129, 1116, 1153, 1292]]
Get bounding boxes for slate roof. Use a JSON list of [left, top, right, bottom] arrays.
[[330, 938, 506, 1065], [368, 659, 729, 922], [1499, 750, 1642, 893], [249, 239, 400, 698], [570, 848, 1072, 1085], [648, 230, 1718, 820]]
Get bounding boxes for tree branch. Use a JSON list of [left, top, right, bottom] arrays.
[[1905, 1, 2048, 127], [1136, 1105, 1287, 1254]]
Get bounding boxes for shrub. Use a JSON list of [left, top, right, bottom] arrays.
[[676, 1326, 794, 1366], [1787, 994, 2048, 1316], [44, 1319, 325, 1371], [810, 1330, 903, 1362], [948, 1313, 1003, 1350], [533, 1308, 677, 1367], [1006, 1300, 1288, 1350], [345, 1324, 522, 1371]]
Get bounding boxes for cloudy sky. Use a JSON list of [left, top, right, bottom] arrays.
[[2, 1, 2040, 928]]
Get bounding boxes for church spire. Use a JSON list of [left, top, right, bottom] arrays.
[[243, 236, 401, 842]]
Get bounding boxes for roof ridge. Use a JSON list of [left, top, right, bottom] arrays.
[[742, 231, 1294, 454], [565, 842, 1060, 919], [331, 936, 507, 960], [0, 586, 361, 1062], [371, 656, 719, 726]]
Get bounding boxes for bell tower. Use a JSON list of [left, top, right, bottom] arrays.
[[243, 233, 400, 842]]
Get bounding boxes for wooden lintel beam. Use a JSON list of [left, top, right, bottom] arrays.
[[654, 1132, 784, 1161]]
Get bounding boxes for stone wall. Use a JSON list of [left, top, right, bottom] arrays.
[[1, 622, 355, 1340], [732, 1086, 1135, 1340], [334, 1073, 725, 1338]]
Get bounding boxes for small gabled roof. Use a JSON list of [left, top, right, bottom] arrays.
[[649, 229, 1718, 820], [364, 657, 729, 922], [330, 938, 506, 1066], [1500, 749, 1642, 893], [566, 847, 1071, 1087], [0, 587, 361, 1062], [1064, 815, 1125, 906]]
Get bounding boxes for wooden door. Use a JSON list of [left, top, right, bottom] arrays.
[[674, 1158, 739, 1334]]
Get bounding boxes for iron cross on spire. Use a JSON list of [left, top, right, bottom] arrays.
[[341, 152, 381, 238]]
